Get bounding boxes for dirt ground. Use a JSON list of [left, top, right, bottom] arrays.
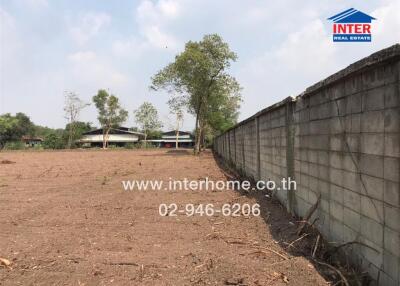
[[0, 149, 328, 285]]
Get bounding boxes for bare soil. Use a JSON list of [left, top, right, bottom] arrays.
[[0, 149, 328, 285]]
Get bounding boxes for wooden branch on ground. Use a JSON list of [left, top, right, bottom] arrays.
[[250, 246, 289, 260], [286, 233, 310, 249], [312, 235, 320, 258], [333, 241, 379, 253], [106, 262, 139, 266], [313, 259, 349, 286]]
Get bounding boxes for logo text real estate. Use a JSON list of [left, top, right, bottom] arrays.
[[327, 8, 376, 42]]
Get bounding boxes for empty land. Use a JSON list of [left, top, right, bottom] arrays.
[[0, 150, 327, 285]]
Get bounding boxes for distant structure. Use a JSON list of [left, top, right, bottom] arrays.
[[21, 136, 43, 147], [148, 131, 194, 148], [78, 127, 144, 147]]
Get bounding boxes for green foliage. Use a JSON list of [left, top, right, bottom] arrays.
[[62, 121, 92, 148], [64, 91, 90, 148], [151, 34, 241, 153], [34, 125, 63, 138], [147, 129, 162, 139], [135, 141, 157, 149], [125, 143, 135, 149], [0, 113, 35, 148], [93, 90, 128, 128], [133, 102, 163, 141], [204, 75, 241, 135], [92, 89, 128, 148], [43, 133, 64, 149], [3, 141, 26, 150]]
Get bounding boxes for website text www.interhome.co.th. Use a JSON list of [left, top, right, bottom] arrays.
[[121, 177, 297, 192]]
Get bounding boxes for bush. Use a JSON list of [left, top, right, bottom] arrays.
[[3, 141, 26, 150], [43, 134, 64, 149], [125, 143, 135, 149], [135, 141, 157, 149]]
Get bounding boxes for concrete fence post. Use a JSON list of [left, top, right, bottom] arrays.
[[285, 100, 295, 215], [255, 116, 261, 180], [242, 126, 245, 172], [234, 129, 237, 164]]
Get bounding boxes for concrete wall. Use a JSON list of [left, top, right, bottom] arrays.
[[214, 44, 400, 286]]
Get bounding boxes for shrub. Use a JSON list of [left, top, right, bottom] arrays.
[[43, 134, 64, 149], [125, 143, 135, 149], [3, 141, 26, 150]]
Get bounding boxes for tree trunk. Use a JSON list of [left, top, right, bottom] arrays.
[[200, 128, 205, 151], [175, 130, 179, 149], [194, 113, 201, 155], [144, 133, 147, 148], [67, 124, 74, 149], [103, 128, 110, 149]]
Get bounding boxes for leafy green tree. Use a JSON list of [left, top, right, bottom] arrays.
[[204, 75, 241, 136], [151, 34, 241, 154], [92, 89, 128, 149], [62, 121, 92, 147], [133, 102, 163, 146], [43, 133, 64, 149], [64, 91, 90, 149], [147, 130, 162, 139], [0, 113, 35, 149]]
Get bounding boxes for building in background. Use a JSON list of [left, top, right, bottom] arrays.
[[78, 127, 144, 147], [21, 136, 43, 147], [148, 131, 194, 148]]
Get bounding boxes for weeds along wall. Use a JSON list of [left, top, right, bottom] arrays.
[[214, 44, 400, 286]]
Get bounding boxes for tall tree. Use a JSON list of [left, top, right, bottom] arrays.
[[134, 102, 162, 147], [151, 34, 241, 154], [167, 96, 185, 149], [92, 89, 128, 149], [63, 91, 89, 149]]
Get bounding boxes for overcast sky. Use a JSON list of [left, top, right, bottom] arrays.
[[0, 0, 399, 131]]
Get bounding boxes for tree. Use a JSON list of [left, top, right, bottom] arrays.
[[133, 102, 162, 146], [43, 133, 64, 149], [62, 121, 92, 147], [63, 91, 89, 149], [203, 75, 241, 136], [151, 34, 241, 154], [0, 113, 35, 149], [92, 89, 128, 149], [167, 96, 185, 149]]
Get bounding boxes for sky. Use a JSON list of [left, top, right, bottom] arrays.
[[0, 0, 399, 131]]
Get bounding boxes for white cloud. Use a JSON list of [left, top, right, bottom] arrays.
[[372, 1, 400, 48], [136, 0, 180, 51], [68, 50, 96, 61], [17, 0, 49, 10], [68, 50, 128, 87], [112, 37, 149, 59], [69, 12, 111, 45], [236, 19, 340, 120], [27, 0, 48, 8], [276, 20, 337, 75]]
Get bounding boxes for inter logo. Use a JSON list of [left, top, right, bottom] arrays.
[[327, 8, 376, 42]]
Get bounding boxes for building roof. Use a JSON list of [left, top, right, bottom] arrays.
[[328, 8, 376, 23], [21, 136, 43, 142], [82, 127, 144, 137], [162, 130, 193, 137], [147, 139, 194, 143]]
